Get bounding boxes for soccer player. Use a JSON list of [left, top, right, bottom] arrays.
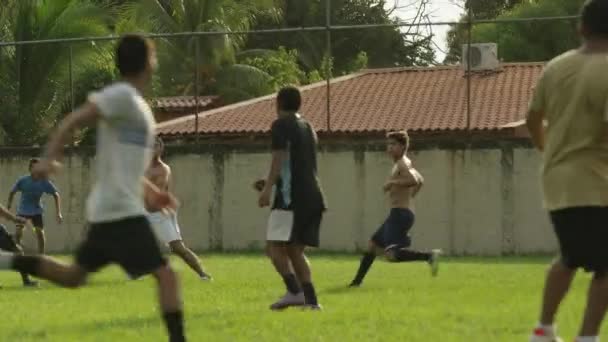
[[527, 1, 608, 341], [0, 35, 186, 342], [349, 131, 440, 288], [8, 158, 63, 254], [146, 137, 211, 280], [0, 206, 37, 287], [258, 86, 326, 310]]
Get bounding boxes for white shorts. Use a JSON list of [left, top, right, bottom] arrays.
[[147, 211, 182, 245], [266, 210, 294, 242]]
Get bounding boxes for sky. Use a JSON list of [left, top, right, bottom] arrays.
[[384, 0, 464, 61]]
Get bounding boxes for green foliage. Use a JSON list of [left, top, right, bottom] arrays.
[[0, 0, 111, 145], [445, 0, 584, 63], [247, 0, 434, 75], [241, 47, 305, 90]]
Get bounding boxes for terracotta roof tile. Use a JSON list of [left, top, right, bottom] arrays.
[[153, 96, 219, 112], [157, 64, 544, 136]]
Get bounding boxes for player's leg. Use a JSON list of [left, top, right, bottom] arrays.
[[0, 224, 37, 286], [350, 238, 382, 287], [168, 240, 210, 280], [32, 215, 45, 254], [117, 217, 185, 342], [287, 243, 320, 309], [0, 253, 88, 288], [531, 209, 579, 342], [574, 209, 608, 341], [577, 272, 608, 340], [266, 210, 304, 310], [166, 213, 210, 280], [34, 228, 45, 254], [151, 264, 184, 342], [14, 222, 24, 246], [286, 212, 322, 309], [268, 241, 303, 310]]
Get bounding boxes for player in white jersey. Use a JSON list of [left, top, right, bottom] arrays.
[[146, 137, 211, 280], [0, 35, 186, 342]]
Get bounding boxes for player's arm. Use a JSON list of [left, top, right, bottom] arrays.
[[143, 177, 178, 211], [526, 109, 546, 152], [42, 102, 101, 168], [527, 71, 547, 152], [0, 204, 25, 225], [259, 150, 287, 207], [388, 163, 422, 188], [259, 120, 288, 207], [7, 178, 21, 210], [52, 192, 63, 223]]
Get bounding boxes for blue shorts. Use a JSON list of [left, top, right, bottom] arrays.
[[371, 208, 414, 250]]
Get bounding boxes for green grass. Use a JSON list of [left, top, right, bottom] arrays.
[[0, 254, 605, 341]]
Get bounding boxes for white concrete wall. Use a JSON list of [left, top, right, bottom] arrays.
[[0, 145, 557, 255]]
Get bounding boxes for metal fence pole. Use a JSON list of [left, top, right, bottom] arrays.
[[195, 38, 200, 144], [325, 0, 332, 133], [466, 8, 472, 132]]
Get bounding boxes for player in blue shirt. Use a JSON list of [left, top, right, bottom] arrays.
[[7, 158, 63, 254]]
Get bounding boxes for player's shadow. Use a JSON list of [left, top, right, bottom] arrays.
[[320, 284, 375, 295], [0, 278, 130, 292]]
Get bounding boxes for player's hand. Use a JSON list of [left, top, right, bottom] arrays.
[[253, 179, 266, 192], [56, 213, 64, 224], [383, 181, 393, 192], [33, 159, 62, 177], [258, 188, 271, 208], [149, 191, 180, 211]]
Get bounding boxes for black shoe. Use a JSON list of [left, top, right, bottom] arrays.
[[23, 280, 39, 288], [349, 281, 361, 288]]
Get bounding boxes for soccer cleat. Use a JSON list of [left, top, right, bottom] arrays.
[[429, 249, 442, 277], [200, 272, 213, 281], [23, 280, 39, 288], [301, 304, 323, 311], [269, 292, 305, 311], [529, 327, 563, 342], [348, 281, 361, 288]]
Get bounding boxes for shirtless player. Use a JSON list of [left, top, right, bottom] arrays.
[[349, 130, 441, 287], [146, 137, 211, 281]]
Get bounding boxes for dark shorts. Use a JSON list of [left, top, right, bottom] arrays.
[[371, 208, 414, 250], [0, 224, 19, 252], [550, 207, 608, 273], [75, 216, 167, 278], [290, 210, 323, 248], [17, 214, 44, 229]]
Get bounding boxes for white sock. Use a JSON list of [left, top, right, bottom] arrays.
[[0, 251, 15, 269], [537, 323, 556, 336], [576, 337, 599, 342]]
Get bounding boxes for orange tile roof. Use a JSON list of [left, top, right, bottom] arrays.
[[157, 64, 544, 137], [152, 96, 219, 112]]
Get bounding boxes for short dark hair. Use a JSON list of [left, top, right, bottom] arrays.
[[29, 158, 40, 170], [387, 130, 410, 150], [116, 34, 155, 77], [277, 86, 302, 112], [582, 0, 608, 38]]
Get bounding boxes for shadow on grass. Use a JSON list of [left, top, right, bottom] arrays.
[[0, 278, 130, 292], [320, 284, 376, 295], [5, 310, 218, 340]]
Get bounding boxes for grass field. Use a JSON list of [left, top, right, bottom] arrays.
[[0, 254, 605, 341]]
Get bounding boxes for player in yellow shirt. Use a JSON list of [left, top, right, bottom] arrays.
[[527, 1, 608, 341]]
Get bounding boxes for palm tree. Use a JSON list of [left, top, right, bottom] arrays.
[[0, 0, 111, 145], [124, 0, 279, 102]]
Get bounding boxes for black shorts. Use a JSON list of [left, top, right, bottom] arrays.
[[550, 207, 608, 273], [290, 210, 323, 247], [17, 214, 44, 229], [75, 216, 167, 278], [371, 208, 414, 250], [0, 224, 18, 252]]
